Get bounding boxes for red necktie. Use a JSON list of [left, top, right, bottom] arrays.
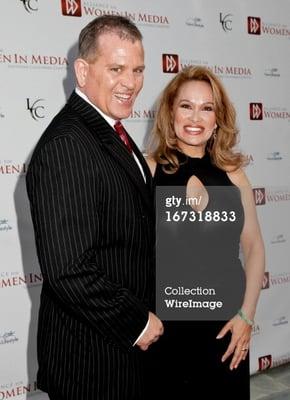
[[114, 120, 132, 153]]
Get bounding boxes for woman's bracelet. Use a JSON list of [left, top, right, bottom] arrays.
[[237, 309, 254, 326]]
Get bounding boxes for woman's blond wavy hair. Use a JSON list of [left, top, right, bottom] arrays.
[[147, 65, 247, 173]]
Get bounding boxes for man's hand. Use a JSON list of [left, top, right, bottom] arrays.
[[136, 312, 164, 351]]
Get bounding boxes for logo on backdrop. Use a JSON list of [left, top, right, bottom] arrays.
[[270, 272, 290, 287], [61, 0, 82, 17], [211, 65, 251, 78], [248, 16, 290, 38], [180, 58, 208, 70], [272, 353, 290, 368], [20, 0, 38, 13], [251, 323, 261, 336], [185, 17, 204, 28], [26, 98, 45, 120], [180, 58, 252, 79], [0, 381, 37, 398], [271, 234, 286, 244], [0, 272, 43, 289], [268, 189, 290, 203], [129, 109, 156, 121], [219, 13, 233, 32], [0, 51, 68, 70], [262, 272, 270, 290], [273, 316, 288, 327], [0, 331, 19, 345], [253, 187, 290, 205], [245, 154, 254, 165], [162, 54, 179, 73], [250, 103, 263, 120], [258, 355, 272, 371], [0, 219, 12, 233], [267, 151, 282, 160], [64, 2, 170, 26], [253, 188, 265, 205], [0, 160, 27, 175], [264, 68, 280, 77], [250, 103, 290, 121], [248, 17, 261, 35]]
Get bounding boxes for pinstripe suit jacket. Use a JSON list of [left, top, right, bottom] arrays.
[[26, 91, 155, 400]]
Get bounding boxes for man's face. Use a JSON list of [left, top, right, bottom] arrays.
[[76, 32, 145, 120]]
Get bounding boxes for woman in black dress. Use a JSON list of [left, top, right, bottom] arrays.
[[146, 66, 265, 399]]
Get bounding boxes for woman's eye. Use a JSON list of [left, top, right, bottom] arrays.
[[180, 103, 191, 109]]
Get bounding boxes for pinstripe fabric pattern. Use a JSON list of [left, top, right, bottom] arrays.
[[26, 92, 155, 400]]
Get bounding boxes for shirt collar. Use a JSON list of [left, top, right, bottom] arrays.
[[75, 87, 116, 129]]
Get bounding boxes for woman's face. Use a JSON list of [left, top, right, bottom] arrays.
[[172, 80, 217, 157]]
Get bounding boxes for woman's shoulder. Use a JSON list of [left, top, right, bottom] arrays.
[[226, 167, 251, 188]]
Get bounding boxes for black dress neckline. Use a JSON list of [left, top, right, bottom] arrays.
[[154, 150, 233, 187], [179, 150, 208, 159], [177, 150, 211, 165]]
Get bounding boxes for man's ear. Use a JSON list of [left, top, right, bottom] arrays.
[[74, 58, 89, 88]]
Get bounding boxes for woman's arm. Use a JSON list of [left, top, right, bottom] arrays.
[[229, 168, 265, 320], [216, 168, 265, 369]]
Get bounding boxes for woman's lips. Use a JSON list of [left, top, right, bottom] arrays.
[[184, 125, 204, 134]]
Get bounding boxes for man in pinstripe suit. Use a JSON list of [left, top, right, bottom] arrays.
[[26, 15, 163, 400]]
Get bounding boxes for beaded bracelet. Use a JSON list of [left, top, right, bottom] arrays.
[[237, 309, 254, 326]]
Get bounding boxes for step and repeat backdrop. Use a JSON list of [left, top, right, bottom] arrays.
[[1, 0, 290, 398]]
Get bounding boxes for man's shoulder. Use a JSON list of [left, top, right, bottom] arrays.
[[43, 101, 83, 140], [29, 101, 95, 163]]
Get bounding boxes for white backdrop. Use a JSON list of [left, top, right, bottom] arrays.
[[1, 0, 290, 398]]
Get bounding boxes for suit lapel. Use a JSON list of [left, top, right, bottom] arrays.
[[67, 92, 153, 210]]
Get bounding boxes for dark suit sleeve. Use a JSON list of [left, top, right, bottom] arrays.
[[26, 135, 148, 350]]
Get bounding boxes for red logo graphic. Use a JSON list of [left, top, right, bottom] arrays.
[[248, 17, 261, 35], [258, 355, 272, 371], [162, 54, 179, 73], [61, 0, 82, 17], [250, 103, 263, 120], [253, 188, 266, 205], [262, 272, 270, 289]]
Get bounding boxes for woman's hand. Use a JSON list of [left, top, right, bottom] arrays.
[[216, 315, 252, 370]]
